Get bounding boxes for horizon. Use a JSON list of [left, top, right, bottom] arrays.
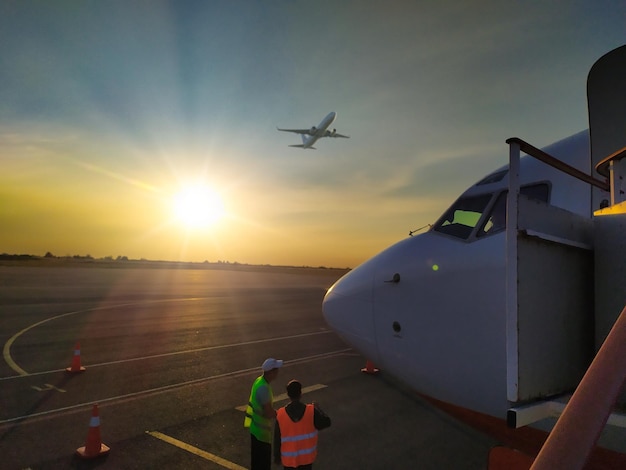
[[0, 251, 352, 270], [2, 2, 625, 268]]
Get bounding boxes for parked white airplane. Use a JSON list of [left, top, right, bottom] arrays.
[[277, 111, 349, 149], [323, 45, 626, 468], [323, 129, 598, 415]]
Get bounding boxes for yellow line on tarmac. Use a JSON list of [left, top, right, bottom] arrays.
[[235, 383, 327, 411], [146, 431, 247, 470]]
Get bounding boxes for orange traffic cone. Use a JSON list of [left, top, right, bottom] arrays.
[[361, 360, 379, 375], [66, 342, 86, 373], [76, 404, 110, 459]]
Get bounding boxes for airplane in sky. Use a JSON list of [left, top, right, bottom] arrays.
[[277, 111, 349, 149], [322, 45, 626, 469]]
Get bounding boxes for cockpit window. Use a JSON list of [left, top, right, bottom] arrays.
[[475, 169, 508, 186], [434, 183, 550, 241], [433, 194, 492, 240], [478, 192, 506, 236], [520, 183, 549, 203], [477, 183, 550, 237]]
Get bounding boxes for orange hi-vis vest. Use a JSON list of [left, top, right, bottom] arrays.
[[277, 404, 318, 467]]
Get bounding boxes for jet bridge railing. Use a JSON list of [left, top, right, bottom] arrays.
[[595, 145, 626, 177], [506, 137, 610, 191], [595, 145, 626, 205]]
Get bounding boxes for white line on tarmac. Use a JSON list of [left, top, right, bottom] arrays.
[[3, 298, 204, 376], [0, 349, 351, 425], [0, 330, 334, 380], [146, 431, 247, 470], [235, 384, 328, 412]]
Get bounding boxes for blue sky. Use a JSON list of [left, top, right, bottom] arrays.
[[1, 1, 625, 267]]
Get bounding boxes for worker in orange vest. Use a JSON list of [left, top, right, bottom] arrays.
[[274, 380, 331, 469]]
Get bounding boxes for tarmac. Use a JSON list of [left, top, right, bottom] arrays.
[[0, 264, 497, 469]]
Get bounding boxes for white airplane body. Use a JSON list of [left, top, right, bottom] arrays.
[[323, 130, 595, 416], [322, 45, 626, 466], [277, 111, 349, 149]]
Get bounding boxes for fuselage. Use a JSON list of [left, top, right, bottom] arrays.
[[322, 130, 602, 417], [302, 112, 337, 148]]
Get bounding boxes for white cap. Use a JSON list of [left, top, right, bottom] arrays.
[[261, 358, 283, 371]]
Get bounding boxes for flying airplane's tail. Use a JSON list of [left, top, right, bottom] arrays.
[[288, 144, 316, 149], [288, 134, 316, 149]]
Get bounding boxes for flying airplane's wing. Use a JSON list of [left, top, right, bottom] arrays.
[[276, 127, 313, 135], [320, 129, 349, 139]]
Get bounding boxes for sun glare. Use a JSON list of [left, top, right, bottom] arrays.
[[172, 184, 225, 229]]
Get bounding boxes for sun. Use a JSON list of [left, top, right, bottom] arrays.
[[172, 184, 225, 229]]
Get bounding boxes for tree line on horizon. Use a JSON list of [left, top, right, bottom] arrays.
[[0, 252, 129, 261], [0, 252, 343, 270], [0, 252, 235, 264]]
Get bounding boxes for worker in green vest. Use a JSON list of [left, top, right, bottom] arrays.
[[244, 357, 283, 470]]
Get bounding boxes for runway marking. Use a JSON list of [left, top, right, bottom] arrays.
[[146, 431, 246, 470], [31, 384, 66, 393], [3, 298, 202, 376], [235, 384, 327, 411], [0, 330, 335, 380], [1, 296, 334, 378], [0, 348, 351, 425]]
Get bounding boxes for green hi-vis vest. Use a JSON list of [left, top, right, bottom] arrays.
[[244, 375, 274, 443]]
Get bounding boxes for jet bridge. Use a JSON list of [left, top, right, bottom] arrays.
[[587, 45, 626, 352], [504, 138, 598, 406], [506, 45, 626, 429], [505, 138, 626, 429]]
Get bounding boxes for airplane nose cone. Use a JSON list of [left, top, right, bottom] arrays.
[[323, 261, 377, 361]]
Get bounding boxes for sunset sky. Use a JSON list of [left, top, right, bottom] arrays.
[[1, 1, 625, 268]]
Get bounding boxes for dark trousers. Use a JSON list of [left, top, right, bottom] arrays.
[[250, 434, 271, 470]]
